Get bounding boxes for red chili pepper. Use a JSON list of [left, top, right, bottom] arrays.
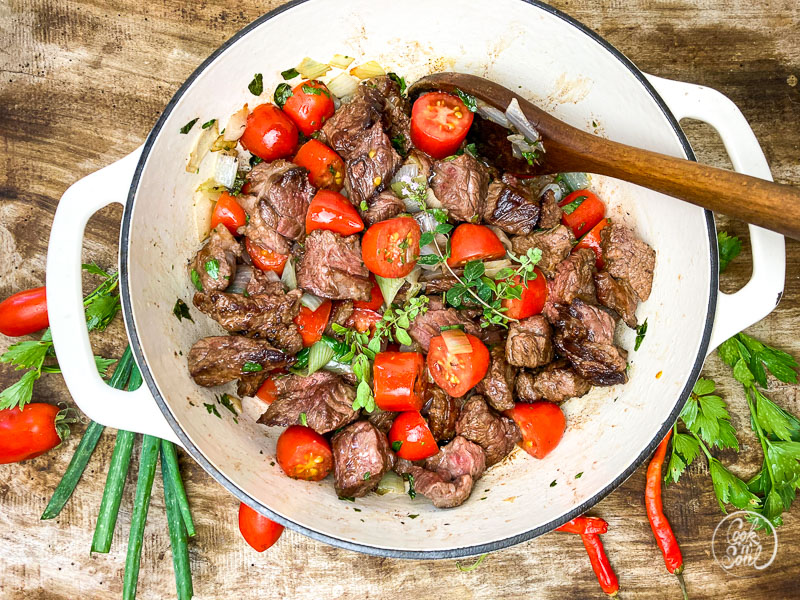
[[556, 516, 608, 535], [581, 533, 619, 597], [646, 429, 688, 599]]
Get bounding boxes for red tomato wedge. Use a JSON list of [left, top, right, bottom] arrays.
[[373, 352, 426, 412], [211, 192, 247, 235], [255, 377, 278, 404], [574, 217, 610, 269], [276, 425, 333, 481], [388, 411, 438, 461], [305, 190, 364, 236], [507, 401, 566, 459], [559, 189, 605, 239], [447, 224, 507, 268], [427, 333, 490, 398], [501, 268, 547, 320], [293, 299, 332, 347], [238, 503, 284, 552], [353, 276, 384, 311], [245, 237, 288, 276], [282, 80, 336, 136], [0, 404, 67, 464], [0, 286, 49, 337], [346, 308, 382, 335], [410, 92, 474, 159], [361, 217, 420, 278], [293, 140, 345, 190], [240, 103, 298, 162]]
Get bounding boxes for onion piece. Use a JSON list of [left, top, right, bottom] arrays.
[[441, 328, 472, 355], [186, 120, 219, 173], [476, 100, 511, 128], [225, 264, 254, 295], [404, 266, 423, 299], [376, 471, 405, 495], [300, 292, 325, 311], [561, 172, 591, 193], [192, 185, 221, 241], [223, 104, 248, 142], [214, 153, 238, 189], [323, 360, 354, 377], [540, 183, 564, 203], [329, 54, 355, 69], [349, 61, 385, 80], [375, 274, 405, 307], [505, 98, 543, 147], [304, 340, 336, 376], [483, 259, 513, 279], [281, 257, 297, 291], [327, 72, 359, 99], [486, 226, 513, 253], [297, 57, 330, 79]]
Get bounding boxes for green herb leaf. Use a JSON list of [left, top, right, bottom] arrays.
[[299, 412, 308, 427], [190, 269, 203, 291], [387, 72, 407, 96], [281, 67, 299, 80], [274, 83, 293, 108], [634, 318, 648, 351], [302, 83, 329, 97], [85, 294, 121, 332], [204, 259, 220, 280], [521, 150, 538, 166], [241, 362, 263, 373], [392, 441, 403, 452], [456, 554, 488, 572], [172, 298, 193, 322], [201, 118, 216, 129], [0, 340, 50, 371], [82, 262, 110, 277], [454, 88, 478, 112], [219, 394, 238, 415], [0, 370, 39, 410], [204, 403, 221, 418], [360, 200, 369, 211], [463, 260, 485, 281], [561, 195, 587, 215], [405, 473, 416, 499], [249, 155, 263, 167], [248, 73, 264, 96], [717, 231, 742, 273], [710, 459, 761, 512], [179, 118, 199, 134], [417, 254, 444, 266], [363, 471, 371, 480]]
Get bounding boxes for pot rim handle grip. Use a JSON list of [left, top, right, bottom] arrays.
[[646, 74, 785, 355], [46, 147, 182, 446]]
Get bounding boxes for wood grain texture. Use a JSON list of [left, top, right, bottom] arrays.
[[1, 0, 799, 598]]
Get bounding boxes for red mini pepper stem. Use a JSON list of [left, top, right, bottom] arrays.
[[556, 516, 609, 535], [580, 533, 619, 597]]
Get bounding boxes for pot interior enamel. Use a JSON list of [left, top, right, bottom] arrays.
[[122, 0, 714, 557]]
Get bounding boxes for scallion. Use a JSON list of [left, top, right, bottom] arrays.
[[305, 340, 336, 376], [374, 274, 405, 307]]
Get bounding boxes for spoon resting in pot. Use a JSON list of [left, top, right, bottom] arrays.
[[409, 72, 800, 241]]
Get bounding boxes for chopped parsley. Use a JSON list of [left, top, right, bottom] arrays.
[[219, 393, 238, 415], [248, 73, 264, 96], [634, 319, 648, 351], [204, 403, 221, 418], [274, 83, 293, 108], [391, 440, 403, 452], [179, 118, 199, 134], [360, 200, 369, 211], [190, 269, 203, 291], [201, 118, 216, 129], [363, 472, 371, 480], [281, 67, 299, 80], [172, 298, 192, 322], [302, 83, 330, 97], [387, 72, 407, 96], [390, 133, 408, 156], [204, 258, 220, 280], [242, 362, 263, 373], [561, 195, 587, 215], [521, 150, 538, 166], [550, 480, 557, 487], [575, 472, 583, 479], [299, 412, 308, 426], [404, 473, 416, 499], [717, 231, 742, 273], [454, 88, 478, 112]]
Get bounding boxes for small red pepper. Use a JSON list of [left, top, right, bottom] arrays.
[[581, 533, 619, 597], [556, 516, 609, 535]]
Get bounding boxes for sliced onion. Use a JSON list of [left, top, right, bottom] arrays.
[[476, 100, 511, 128], [487, 225, 513, 252], [441, 328, 472, 355], [329, 54, 355, 69], [376, 471, 405, 495], [540, 183, 564, 203], [305, 340, 336, 376], [562, 172, 591, 193], [226, 264, 254, 294], [186, 120, 219, 173], [300, 292, 325, 311], [327, 72, 359, 99], [297, 57, 330, 79], [349, 60, 385, 79], [223, 104, 248, 142], [404, 266, 423, 299], [425, 188, 443, 209], [323, 360, 353, 377], [192, 185, 220, 241], [505, 98, 542, 146], [414, 211, 437, 233], [483, 259, 513, 279], [214, 153, 238, 188], [281, 257, 297, 290], [375, 274, 405, 307]]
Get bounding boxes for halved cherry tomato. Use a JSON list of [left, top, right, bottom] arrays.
[[238, 502, 284, 552], [346, 308, 382, 335], [305, 190, 364, 236], [256, 377, 278, 404], [507, 401, 566, 459], [240, 103, 298, 162], [293, 140, 345, 190], [245, 237, 288, 276], [574, 217, 610, 269], [559, 189, 605, 238], [410, 92, 474, 159], [210, 192, 247, 235], [353, 276, 384, 311], [276, 425, 333, 481], [361, 217, 421, 278], [427, 333, 490, 398], [282, 80, 336, 136], [293, 299, 332, 347], [0, 404, 68, 464], [447, 224, 507, 268], [388, 411, 438, 461], [501, 268, 548, 320], [373, 352, 426, 412], [0, 287, 48, 337]]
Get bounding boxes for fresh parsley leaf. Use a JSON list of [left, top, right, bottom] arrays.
[[754, 387, 795, 442], [248, 73, 264, 96], [242, 362, 263, 373], [405, 473, 416, 499], [274, 83, 293, 108], [634, 319, 648, 351], [204, 403, 221, 418], [299, 412, 308, 427], [0, 370, 39, 410], [391, 134, 408, 156], [302, 83, 329, 97], [204, 258, 220, 280], [521, 150, 538, 166], [0, 340, 50, 371], [85, 294, 121, 332], [191, 269, 203, 291], [94, 356, 117, 378], [82, 262, 110, 277], [561, 195, 587, 215], [387, 72, 407, 96], [710, 458, 761, 512], [281, 67, 299, 80], [173, 298, 193, 322], [717, 231, 742, 273], [179, 118, 199, 134], [218, 393, 238, 415], [249, 155, 263, 167], [464, 143, 478, 158], [360, 200, 369, 212], [392, 441, 403, 452], [363, 471, 371, 480], [682, 379, 738, 451], [454, 88, 478, 112], [201, 118, 216, 129]]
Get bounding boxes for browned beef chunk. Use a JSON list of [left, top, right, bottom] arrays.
[[595, 271, 639, 328], [505, 315, 554, 369], [600, 224, 655, 301], [246, 160, 315, 241], [332, 421, 394, 498], [361, 190, 405, 226], [515, 360, 591, 403], [367, 409, 398, 435], [366, 75, 412, 155], [258, 371, 358, 434], [424, 384, 460, 442], [399, 465, 474, 509], [192, 288, 303, 355], [245, 268, 283, 296], [296, 230, 372, 301], [237, 194, 292, 257], [483, 174, 540, 234], [544, 248, 597, 318], [321, 85, 385, 160], [430, 154, 489, 222], [324, 300, 354, 336], [407, 296, 482, 352], [424, 436, 486, 481], [190, 224, 242, 292], [538, 188, 563, 229], [511, 224, 574, 278], [344, 122, 402, 208], [237, 372, 269, 398], [455, 396, 521, 466], [188, 336, 293, 387], [475, 344, 516, 411]]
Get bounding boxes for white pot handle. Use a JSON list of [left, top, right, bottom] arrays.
[[46, 147, 181, 446], [646, 75, 786, 354]]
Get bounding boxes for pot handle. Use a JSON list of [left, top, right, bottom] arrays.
[[46, 147, 182, 445], [646, 75, 785, 354]]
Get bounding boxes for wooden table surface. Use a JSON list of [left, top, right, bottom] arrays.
[[1, 0, 799, 598]]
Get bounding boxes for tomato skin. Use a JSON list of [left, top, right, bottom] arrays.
[[352, 276, 384, 311], [282, 80, 336, 136], [507, 402, 566, 459], [361, 217, 421, 278], [388, 411, 439, 461], [373, 352, 426, 412], [240, 104, 298, 162], [293, 299, 332, 347], [293, 140, 345, 191], [501, 268, 548, 320], [305, 190, 364, 236], [346, 308, 383, 335], [0, 404, 64, 464], [410, 92, 474, 159], [560, 190, 605, 238], [574, 217, 610, 269], [255, 377, 278, 404], [210, 192, 247, 235], [0, 287, 49, 337], [238, 502, 284, 552], [427, 334, 490, 398], [276, 425, 334, 481], [447, 224, 507, 268], [245, 237, 288, 276]]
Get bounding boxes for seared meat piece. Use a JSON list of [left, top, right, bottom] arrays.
[[237, 194, 292, 257], [430, 154, 489, 222], [190, 224, 242, 293], [600, 224, 656, 301], [246, 160, 315, 241], [188, 336, 293, 388], [246, 269, 283, 296], [475, 344, 516, 411], [424, 384, 460, 442], [296, 230, 372, 301], [258, 371, 358, 434], [511, 224, 574, 278], [399, 465, 475, 509], [321, 84, 385, 160], [538, 188, 563, 229], [505, 316, 554, 369], [344, 122, 402, 208], [324, 300, 354, 336], [595, 271, 639, 328], [408, 296, 482, 352], [367, 409, 397, 435], [366, 75, 412, 155], [515, 360, 591, 403], [483, 174, 540, 234], [237, 372, 269, 398], [568, 299, 617, 343], [193, 288, 303, 355], [425, 436, 485, 481], [422, 275, 460, 295], [332, 421, 394, 498], [361, 190, 405, 226], [455, 396, 521, 466], [544, 248, 597, 317]]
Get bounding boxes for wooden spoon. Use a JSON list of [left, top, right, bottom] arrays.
[[409, 72, 800, 240]]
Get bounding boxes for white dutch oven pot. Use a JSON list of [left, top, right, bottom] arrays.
[[46, 0, 784, 558]]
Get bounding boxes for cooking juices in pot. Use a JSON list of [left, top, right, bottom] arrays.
[[182, 63, 655, 509]]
